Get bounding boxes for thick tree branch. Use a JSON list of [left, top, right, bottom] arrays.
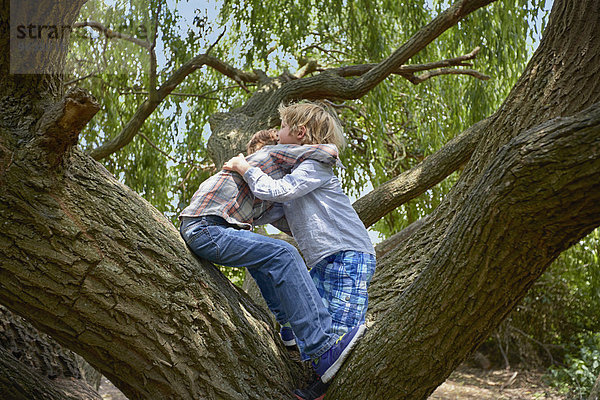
[[335, 101, 600, 400], [0, 348, 102, 400], [353, 118, 488, 228], [35, 88, 100, 167], [0, 306, 102, 400]]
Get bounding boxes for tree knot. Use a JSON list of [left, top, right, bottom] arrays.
[[36, 87, 100, 167]]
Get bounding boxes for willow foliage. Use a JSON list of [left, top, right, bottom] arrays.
[[68, 0, 549, 231]]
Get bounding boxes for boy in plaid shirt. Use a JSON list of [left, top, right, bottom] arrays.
[[225, 102, 376, 400]]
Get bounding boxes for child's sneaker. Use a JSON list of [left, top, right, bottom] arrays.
[[280, 325, 297, 347], [293, 373, 330, 400], [311, 324, 366, 383]]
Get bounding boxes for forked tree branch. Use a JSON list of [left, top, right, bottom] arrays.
[[325, 47, 491, 84], [327, 47, 483, 77], [253, 0, 496, 115]]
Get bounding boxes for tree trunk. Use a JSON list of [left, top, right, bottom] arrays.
[[1, 2, 302, 399], [0, 347, 102, 400], [1, 0, 599, 400]]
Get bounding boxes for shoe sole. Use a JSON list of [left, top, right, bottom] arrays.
[[282, 338, 297, 346], [321, 324, 366, 383], [294, 394, 325, 400]]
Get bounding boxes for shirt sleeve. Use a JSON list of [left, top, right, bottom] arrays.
[[243, 159, 330, 202], [253, 204, 292, 235], [254, 203, 283, 225]]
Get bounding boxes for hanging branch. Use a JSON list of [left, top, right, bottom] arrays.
[[88, 30, 258, 161], [139, 132, 213, 171], [73, 21, 151, 49], [148, 2, 162, 102]]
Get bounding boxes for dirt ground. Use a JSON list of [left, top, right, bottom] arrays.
[[99, 365, 567, 399], [429, 366, 566, 400]]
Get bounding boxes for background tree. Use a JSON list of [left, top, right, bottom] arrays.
[[0, 0, 599, 399]]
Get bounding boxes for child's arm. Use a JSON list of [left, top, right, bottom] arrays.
[[254, 204, 292, 235], [240, 159, 328, 202]]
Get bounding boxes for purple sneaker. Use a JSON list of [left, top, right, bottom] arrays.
[[280, 325, 297, 347], [311, 324, 366, 383]]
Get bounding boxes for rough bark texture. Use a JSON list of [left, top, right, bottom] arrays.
[[0, 306, 102, 400], [0, 347, 102, 400], [1, 2, 300, 399], [1, 0, 599, 399], [0, 306, 101, 387], [0, 143, 301, 399]]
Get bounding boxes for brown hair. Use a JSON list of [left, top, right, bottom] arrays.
[[246, 129, 279, 154], [278, 101, 346, 149]]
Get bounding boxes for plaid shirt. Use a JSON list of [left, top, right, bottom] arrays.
[[179, 144, 339, 229]]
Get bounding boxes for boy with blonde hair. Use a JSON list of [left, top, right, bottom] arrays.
[[225, 101, 376, 400]]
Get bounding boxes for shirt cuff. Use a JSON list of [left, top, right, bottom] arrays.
[[243, 166, 264, 183]]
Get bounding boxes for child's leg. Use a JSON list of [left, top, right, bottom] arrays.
[[310, 251, 376, 336], [245, 267, 289, 325], [180, 216, 337, 359]]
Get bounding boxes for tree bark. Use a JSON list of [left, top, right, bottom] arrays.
[[0, 306, 102, 400], [0, 347, 102, 400], [1, 2, 301, 400], [1, 0, 599, 399], [334, 102, 600, 399], [0, 142, 302, 399]]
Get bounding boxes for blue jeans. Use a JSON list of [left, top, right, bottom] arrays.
[[180, 216, 337, 359]]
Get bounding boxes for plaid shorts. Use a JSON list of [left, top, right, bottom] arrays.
[[310, 250, 377, 337]]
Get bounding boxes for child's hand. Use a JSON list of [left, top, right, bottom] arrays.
[[223, 153, 251, 175]]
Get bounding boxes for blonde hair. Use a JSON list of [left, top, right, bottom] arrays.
[[278, 101, 346, 149], [246, 129, 279, 154]]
